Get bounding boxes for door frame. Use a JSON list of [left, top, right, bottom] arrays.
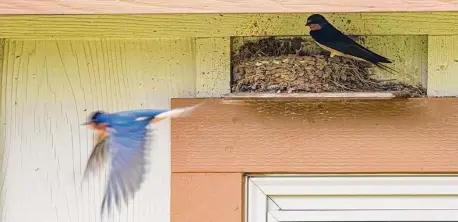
[[246, 175, 458, 222]]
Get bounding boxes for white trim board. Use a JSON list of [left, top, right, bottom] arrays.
[[246, 175, 458, 222], [267, 210, 458, 222]]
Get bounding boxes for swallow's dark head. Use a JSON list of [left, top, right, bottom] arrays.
[[305, 14, 329, 30], [83, 110, 107, 126]]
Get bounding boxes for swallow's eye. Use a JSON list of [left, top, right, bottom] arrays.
[[90, 111, 104, 121]]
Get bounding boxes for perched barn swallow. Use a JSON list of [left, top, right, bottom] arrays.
[[82, 104, 201, 215], [305, 14, 397, 74]]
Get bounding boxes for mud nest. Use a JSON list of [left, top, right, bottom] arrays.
[[232, 37, 426, 97]]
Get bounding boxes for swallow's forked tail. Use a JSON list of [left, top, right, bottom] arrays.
[[375, 62, 399, 75], [152, 102, 203, 123]]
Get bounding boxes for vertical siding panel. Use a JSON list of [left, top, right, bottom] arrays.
[[171, 173, 243, 222], [195, 37, 231, 97], [0, 39, 5, 220], [427, 36, 458, 96], [0, 38, 195, 222]]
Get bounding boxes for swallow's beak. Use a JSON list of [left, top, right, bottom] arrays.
[[81, 121, 91, 126], [305, 21, 311, 26]]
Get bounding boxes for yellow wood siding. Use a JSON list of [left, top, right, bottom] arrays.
[[195, 37, 231, 97], [1, 13, 458, 39], [0, 38, 210, 221], [427, 36, 458, 96]]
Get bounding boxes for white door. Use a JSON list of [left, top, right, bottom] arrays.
[[246, 175, 458, 222]]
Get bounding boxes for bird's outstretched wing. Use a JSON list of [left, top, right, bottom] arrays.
[[100, 124, 153, 215], [82, 103, 202, 215], [83, 131, 109, 180]]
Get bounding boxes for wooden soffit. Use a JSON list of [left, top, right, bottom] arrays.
[[1, 1, 458, 14], [171, 98, 458, 173]]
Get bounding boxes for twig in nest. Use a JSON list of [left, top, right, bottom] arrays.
[[330, 79, 355, 91], [330, 80, 352, 90], [411, 84, 426, 94], [255, 49, 268, 57], [377, 78, 397, 82], [352, 70, 371, 87]]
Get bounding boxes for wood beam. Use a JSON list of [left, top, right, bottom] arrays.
[[172, 98, 458, 173]]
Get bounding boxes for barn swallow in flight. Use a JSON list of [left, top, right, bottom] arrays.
[[305, 14, 397, 74], [82, 103, 201, 215]]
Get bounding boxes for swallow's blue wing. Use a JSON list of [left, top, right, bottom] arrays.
[[93, 105, 201, 214], [101, 121, 152, 214], [83, 132, 109, 179], [114, 109, 169, 119]]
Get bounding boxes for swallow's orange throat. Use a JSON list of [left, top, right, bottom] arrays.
[[309, 24, 322, 31], [89, 122, 108, 132]]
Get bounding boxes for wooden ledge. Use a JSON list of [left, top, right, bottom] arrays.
[[224, 92, 403, 100], [1, 1, 458, 14], [171, 98, 458, 173]]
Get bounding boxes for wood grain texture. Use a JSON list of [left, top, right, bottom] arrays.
[[195, 37, 231, 97], [1, 0, 458, 14], [171, 173, 243, 222], [171, 98, 458, 173], [1, 13, 458, 39], [427, 36, 458, 96], [0, 39, 195, 222]]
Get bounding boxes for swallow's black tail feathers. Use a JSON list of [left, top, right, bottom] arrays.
[[361, 48, 393, 65], [374, 62, 399, 75], [372, 54, 392, 64], [358, 46, 399, 75], [350, 40, 393, 65]]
